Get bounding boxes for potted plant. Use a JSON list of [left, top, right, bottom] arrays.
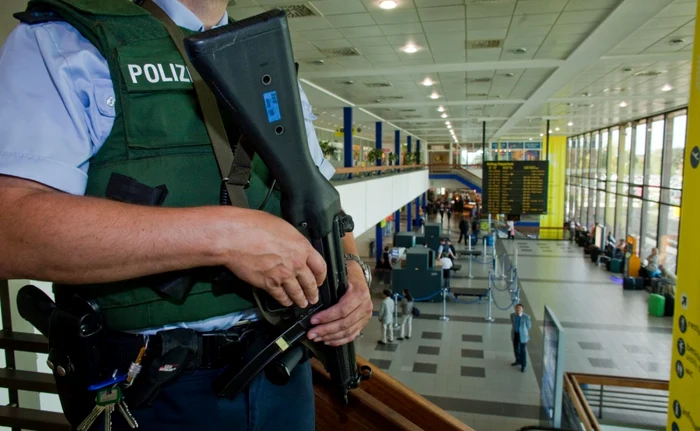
[[319, 140, 337, 159], [387, 153, 396, 165], [414, 150, 421, 165], [404, 152, 415, 165], [366, 148, 384, 163]]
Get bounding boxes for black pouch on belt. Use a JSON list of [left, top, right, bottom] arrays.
[[125, 328, 199, 408]]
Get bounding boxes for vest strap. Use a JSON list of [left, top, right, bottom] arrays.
[[140, 0, 252, 208]]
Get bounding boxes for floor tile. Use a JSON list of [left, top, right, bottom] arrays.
[[579, 341, 604, 351], [368, 358, 392, 370], [462, 334, 484, 343], [461, 366, 486, 378], [418, 346, 441, 356], [462, 349, 485, 359], [413, 362, 438, 374], [374, 342, 398, 352], [422, 331, 443, 340], [624, 344, 652, 354], [588, 357, 617, 369]]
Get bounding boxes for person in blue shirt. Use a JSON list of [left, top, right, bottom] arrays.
[[0, 0, 373, 429], [510, 304, 532, 372]]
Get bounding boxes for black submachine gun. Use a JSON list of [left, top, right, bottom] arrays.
[[184, 10, 371, 403]]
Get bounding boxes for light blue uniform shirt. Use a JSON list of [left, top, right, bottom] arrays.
[[0, 0, 335, 333]]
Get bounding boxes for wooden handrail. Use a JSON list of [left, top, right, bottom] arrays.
[[568, 373, 669, 391], [570, 375, 601, 431], [334, 164, 428, 175], [355, 357, 473, 431]]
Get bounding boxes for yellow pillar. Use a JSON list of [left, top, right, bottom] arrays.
[[667, 1, 700, 428], [540, 136, 566, 239]]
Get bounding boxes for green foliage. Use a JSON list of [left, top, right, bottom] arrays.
[[388, 153, 396, 163], [366, 148, 384, 162], [319, 141, 337, 158], [404, 152, 416, 165], [414, 150, 421, 165]]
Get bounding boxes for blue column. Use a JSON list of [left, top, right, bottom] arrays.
[[394, 129, 401, 233], [394, 130, 400, 166], [415, 197, 421, 225], [375, 121, 382, 169], [407, 135, 412, 157], [375, 223, 383, 267], [407, 203, 412, 232], [416, 139, 421, 165], [343, 107, 353, 176]]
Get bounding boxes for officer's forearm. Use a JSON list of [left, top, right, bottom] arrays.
[[342, 231, 366, 284], [0, 177, 242, 284]]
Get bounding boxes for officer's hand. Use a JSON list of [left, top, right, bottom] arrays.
[[306, 262, 372, 346], [225, 210, 326, 308]]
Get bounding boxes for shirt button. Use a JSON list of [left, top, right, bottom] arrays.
[[106, 96, 116, 107]]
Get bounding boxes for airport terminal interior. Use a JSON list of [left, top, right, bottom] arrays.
[[0, 0, 698, 430]]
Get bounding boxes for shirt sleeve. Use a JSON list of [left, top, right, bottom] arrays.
[[0, 22, 116, 195], [298, 83, 335, 180]]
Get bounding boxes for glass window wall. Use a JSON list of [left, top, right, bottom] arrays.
[[565, 108, 686, 274]]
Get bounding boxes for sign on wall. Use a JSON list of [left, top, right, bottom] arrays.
[[483, 161, 549, 215]]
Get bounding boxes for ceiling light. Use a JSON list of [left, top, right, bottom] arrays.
[[662, 84, 673, 92], [437, 106, 445, 112], [548, 130, 553, 133], [445, 121, 451, 125], [539, 133, 544, 137], [555, 127, 560, 131], [447, 124, 452, 129], [603, 88, 610, 92], [670, 38, 686, 45], [512, 48, 527, 54], [421, 77, 434, 86], [441, 113, 448, 118], [568, 121, 574, 127], [529, 138, 533, 141], [379, 0, 398, 9], [403, 43, 418, 54], [619, 101, 628, 108], [582, 92, 591, 97], [430, 92, 440, 99]]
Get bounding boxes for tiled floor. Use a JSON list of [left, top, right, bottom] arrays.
[[356, 216, 673, 431]]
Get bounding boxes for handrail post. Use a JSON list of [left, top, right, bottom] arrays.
[[0, 279, 20, 431], [598, 385, 604, 419]]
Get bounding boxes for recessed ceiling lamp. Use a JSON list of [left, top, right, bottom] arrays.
[[619, 101, 628, 108], [582, 92, 591, 97], [568, 121, 574, 127], [437, 106, 445, 112], [445, 121, 451, 125], [430, 92, 440, 99], [379, 0, 398, 9], [403, 43, 418, 54], [662, 83, 673, 92], [540, 133, 544, 137], [555, 127, 560, 131], [548, 129, 553, 133], [529, 138, 533, 141], [441, 113, 448, 118], [512, 48, 527, 54], [421, 77, 434, 86]]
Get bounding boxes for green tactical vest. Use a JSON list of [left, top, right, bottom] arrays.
[[23, 0, 282, 331]]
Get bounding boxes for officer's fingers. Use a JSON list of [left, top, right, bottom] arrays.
[[266, 286, 293, 308], [310, 282, 362, 325], [282, 279, 308, 309], [323, 329, 363, 347], [297, 267, 320, 305], [306, 248, 327, 286], [315, 307, 366, 342]]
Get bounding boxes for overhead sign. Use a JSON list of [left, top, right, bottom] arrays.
[[483, 161, 549, 215]]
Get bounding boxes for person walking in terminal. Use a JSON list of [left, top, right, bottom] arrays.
[[458, 216, 469, 245], [398, 289, 414, 340], [439, 203, 446, 223], [378, 289, 395, 345], [510, 304, 532, 372]]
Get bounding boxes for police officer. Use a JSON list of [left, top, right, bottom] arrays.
[[0, 0, 373, 429]]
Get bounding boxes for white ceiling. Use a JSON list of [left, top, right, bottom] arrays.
[[229, 0, 696, 147]]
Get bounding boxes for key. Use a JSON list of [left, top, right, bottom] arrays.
[[104, 403, 114, 431], [117, 400, 139, 428], [77, 404, 105, 431]]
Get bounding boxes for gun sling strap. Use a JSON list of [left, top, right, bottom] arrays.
[[139, 0, 252, 208]]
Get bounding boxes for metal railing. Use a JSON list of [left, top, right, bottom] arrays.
[[0, 280, 70, 430], [331, 164, 427, 183]]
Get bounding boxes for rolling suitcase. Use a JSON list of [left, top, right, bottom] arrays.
[[610, 259, 623, 273], [648, 294, 665, 317], [664, 293, 675, 317], [623, 277, 645, 290]]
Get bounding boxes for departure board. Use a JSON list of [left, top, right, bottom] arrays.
[[483, 161, 549, 215]]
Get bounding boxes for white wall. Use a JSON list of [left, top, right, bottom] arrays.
[[335, 170, 429, 237]]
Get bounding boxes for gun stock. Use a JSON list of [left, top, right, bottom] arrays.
[[184, 10, 369, 402]]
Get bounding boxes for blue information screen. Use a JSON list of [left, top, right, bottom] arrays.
[[263, 91, 281, 123]]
